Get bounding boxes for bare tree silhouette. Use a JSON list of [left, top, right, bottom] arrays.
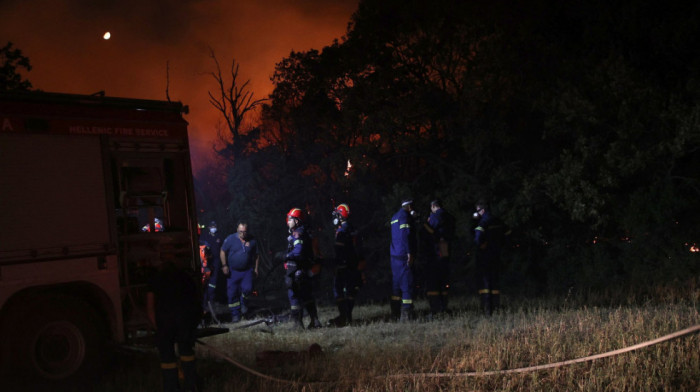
[[207, 48, 267, 159]]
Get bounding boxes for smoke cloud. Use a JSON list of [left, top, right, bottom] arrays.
[[0, 0, 357, 172]]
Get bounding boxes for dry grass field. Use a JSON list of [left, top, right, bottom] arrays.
[[97, 289, 700, 392]]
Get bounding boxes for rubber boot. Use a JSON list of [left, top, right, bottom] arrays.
[[491, 291, 500, 313], [346, 299, 355, 324], [327, 300, 347, 327], [231, 312, 241, 323], [399, 307, 412, 323], [440, 292, 449, 313], [306, 302, 322, 329], [240, 294, 248, 318], [291, 309, 304, 329], [480, 293, 492, 316], [180, 357, 198, 392], [390, 298, 401, 321], [161, 366, 180, 392], [427, 294, 442, 317]]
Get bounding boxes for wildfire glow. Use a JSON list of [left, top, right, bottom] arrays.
[[344, 159, 353, 177], [690, 244, 699, 253]]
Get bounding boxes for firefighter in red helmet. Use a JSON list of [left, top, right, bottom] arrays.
[[327, 203, 362, 327], [283, 208, 322, 329]]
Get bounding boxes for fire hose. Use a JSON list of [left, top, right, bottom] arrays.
[[388, 323, 700, 378], [195, 323, 700, 384]]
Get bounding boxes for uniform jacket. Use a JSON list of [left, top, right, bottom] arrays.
[[334, 221, 357, 268], [390, 208, 416, 258], [286, 225, 313, 268], [221, 232, 258, 271], [428, 208, 448, 240], [200, 230, 223, 263], [475, 211, 506, 256]]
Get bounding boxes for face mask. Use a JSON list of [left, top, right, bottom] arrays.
[[210, 228, 217, 234], [332, 211, 342, 226]]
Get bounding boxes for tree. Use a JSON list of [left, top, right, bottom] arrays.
[[0, 42, 33, 91], [207, 49, 267, 160], [204, 0, 700, 299]]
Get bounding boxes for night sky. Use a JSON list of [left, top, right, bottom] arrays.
[[0, 0, 358, 173]]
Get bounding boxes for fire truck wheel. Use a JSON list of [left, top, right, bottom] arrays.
[[3, 294, 106, 387]]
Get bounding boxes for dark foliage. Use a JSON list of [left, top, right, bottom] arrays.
[[201, 0, 700, 299], [0, 42, 32, 91]]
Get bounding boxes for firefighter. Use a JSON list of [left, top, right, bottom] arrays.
[[327, 203, 362, 327], [424, 199, 454, 317], [473, 201, 506, 315], [199, 241, 213, 314], [147, 261, 202, 392], [220, 222, 259, 323], [284, 208, 322, 329], [141, 217, 165, 232], [390, 199, 418, 322], [200, 221, 224, 307]]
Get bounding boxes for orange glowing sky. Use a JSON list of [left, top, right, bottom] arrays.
[[0, 0, 358, 173]]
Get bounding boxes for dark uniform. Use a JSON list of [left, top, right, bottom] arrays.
[[425, 204, 453, 315], [199, 242, 213, 313], [390, 202, 417, 321], [147, 262, 202, 392], [474, 209, 505, 315], [284, 208, 321, 329], [221, 231, 258, 322], [199, 222, 223, 305], [329, 215, 361, 326]]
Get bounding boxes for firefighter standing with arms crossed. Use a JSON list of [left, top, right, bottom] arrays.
[[284, 208, 322, 329], [390, 199, 418, 322], [327, 203, 362, 327]]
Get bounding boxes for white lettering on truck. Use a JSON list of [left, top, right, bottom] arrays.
[[67, 126, 168, 137]]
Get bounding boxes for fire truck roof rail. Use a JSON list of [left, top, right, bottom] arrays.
[[0, 90, 189, 114]]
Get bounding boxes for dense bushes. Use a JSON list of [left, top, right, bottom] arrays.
[[199, 0, 700, 299]]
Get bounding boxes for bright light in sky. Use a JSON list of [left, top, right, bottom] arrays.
[[103, 32, 111, 40]]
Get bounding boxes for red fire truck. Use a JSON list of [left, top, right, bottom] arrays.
[[0, 91, 201, 384]]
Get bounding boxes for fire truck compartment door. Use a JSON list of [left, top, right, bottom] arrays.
[[0, 134, 112, 262]]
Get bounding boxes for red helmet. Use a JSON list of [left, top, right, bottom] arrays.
[[287, 208, 304, 223], [335, 203, 350, 219]]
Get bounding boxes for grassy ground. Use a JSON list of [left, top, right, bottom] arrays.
[[96, 292, 700, 392]]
